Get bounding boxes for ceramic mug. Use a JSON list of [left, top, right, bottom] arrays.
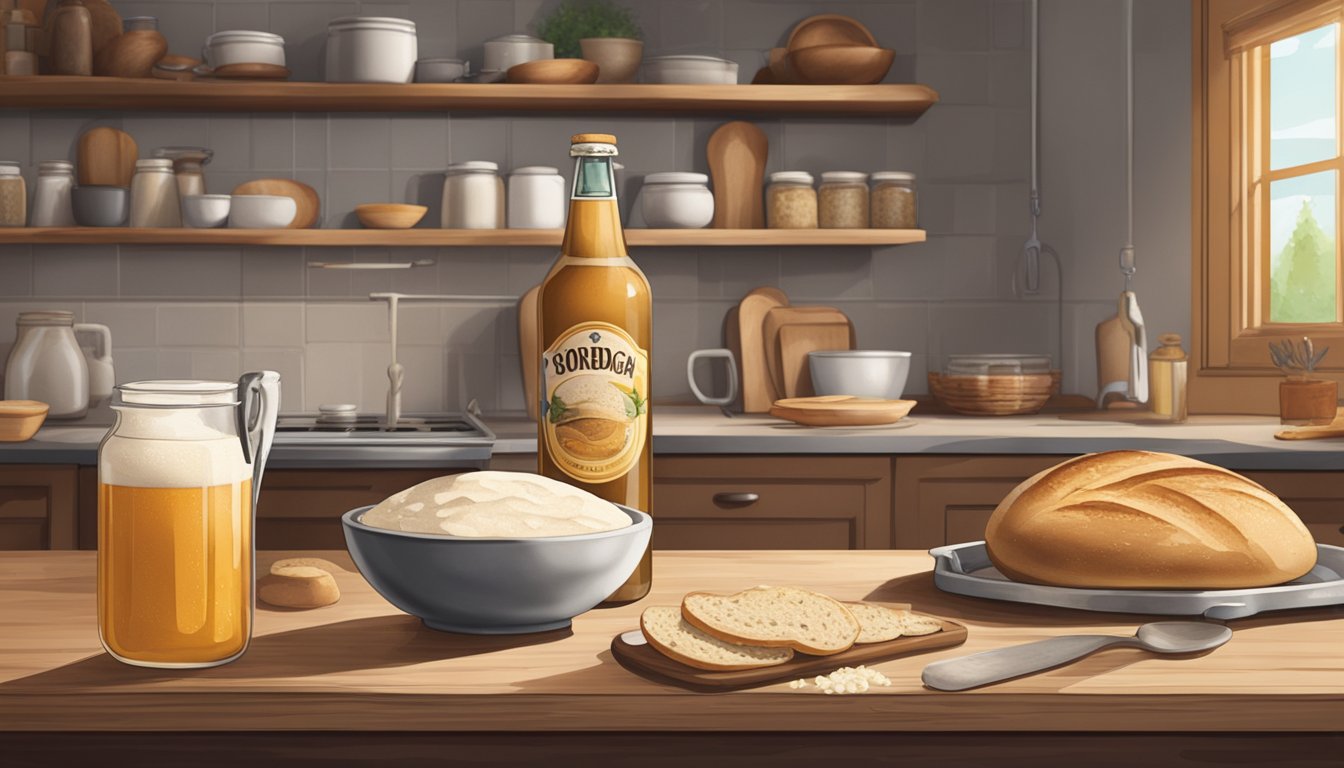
[[686, 348, 738, 407]]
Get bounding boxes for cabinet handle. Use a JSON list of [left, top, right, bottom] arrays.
[[713, 492, 760, 506]]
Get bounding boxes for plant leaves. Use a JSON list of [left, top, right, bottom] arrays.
[[548, 394, 569, 424]]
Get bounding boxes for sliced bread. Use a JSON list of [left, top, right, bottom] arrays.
[[640, 606, 794, 671], [681, 586, 860, 656], [845, 602, 943, 643]]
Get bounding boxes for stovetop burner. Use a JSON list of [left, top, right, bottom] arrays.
[[269, 412, 495, 469], [277, 414, 482, 434]]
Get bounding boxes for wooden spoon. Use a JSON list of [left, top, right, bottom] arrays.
[[706, 121, 767, 229], [77, 126, 137, 187]]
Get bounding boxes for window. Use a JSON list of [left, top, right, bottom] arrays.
[[1193, 0, 1344, 413]]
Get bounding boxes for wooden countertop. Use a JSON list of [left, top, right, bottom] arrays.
[[1, 550, 1340, 733]]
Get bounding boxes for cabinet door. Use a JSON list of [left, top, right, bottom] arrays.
[[1242, 471, 1344, 547], [892, 455, 1063, 548], [654, 456, 892, 550], [256, 468, 460, 550], [0, 465, 78, 550]]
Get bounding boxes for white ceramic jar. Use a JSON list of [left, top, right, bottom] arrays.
[[203, 30, 285, 68], [639, 172, 714, 229], [129, 158, 181, 228], [3, 311, 110, 419], [507, 166, 566, 229], [326, 16, 417, 83], [30, 161, 76, 227], [442, 161, 503, 229]]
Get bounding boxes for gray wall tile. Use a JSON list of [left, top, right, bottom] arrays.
[[121, 248, 242, 298], [0, 246, 32, 297], [244, 302, 305, 346], [31, 246, 117, 298], [918, 0, 993, 52], [85, 302, 159, 347], [158, 304, 241, 347]]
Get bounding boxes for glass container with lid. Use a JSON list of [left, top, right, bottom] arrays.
[[129, 158, 181, 228], [0, 161, 25, 227], [870, 171, 917, 229], [98, 373, 280, 669], [442, 160, 503, 229], [944, 354, 1052, 376], [31, 160, 76, 227], [154, 146, 214, 198], [818, 171, 868, 228], [767, 171, 817, 229]]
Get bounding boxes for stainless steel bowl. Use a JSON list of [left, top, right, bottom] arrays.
[[342, 503, 651, 634]]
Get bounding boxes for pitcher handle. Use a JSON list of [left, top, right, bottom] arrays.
[[237, 371, 281, 506]]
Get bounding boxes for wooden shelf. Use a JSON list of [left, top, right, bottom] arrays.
[[0, 76, 939, 117], [0, 227, 926, 247]]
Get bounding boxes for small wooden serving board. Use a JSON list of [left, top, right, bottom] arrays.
[[770, 396, 915, 426], [611, 606, 967, 691]]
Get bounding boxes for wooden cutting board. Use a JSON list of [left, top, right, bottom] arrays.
[[1276, 407, 1344, 440], [735, 287, 789, 413], [611, 606, 966, 691], [706, 121, 767, 229], [77, 126, 137, 187], [762, 306, 855, 398], [518, 285, 541, 420], [770, 396, 915, 427], [232, 179, 320, 228]]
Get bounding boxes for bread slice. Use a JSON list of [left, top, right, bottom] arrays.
[[681, 586, 860, 656], [844, 602, 943, 643], [640, 606, 794, 671]]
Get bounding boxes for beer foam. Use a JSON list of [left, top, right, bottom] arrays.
[[100, 408, 252, 488], [361, 471, 631, 538]]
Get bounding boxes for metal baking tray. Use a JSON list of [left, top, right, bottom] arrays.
[[929, 542, 1344, 619]]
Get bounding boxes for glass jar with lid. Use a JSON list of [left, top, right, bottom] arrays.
[[870, 171, 917, 229], [129, 158, 181, 228], [0, 161, 25, 227], [1149, 333, 1188, 423], [766, 171, 817, 229], [31, 160, 76, 227], [442, 161, 503, 229], [818, 171, 868, 228]]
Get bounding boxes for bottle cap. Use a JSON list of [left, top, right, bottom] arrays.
[[571, 133, 617, 145]]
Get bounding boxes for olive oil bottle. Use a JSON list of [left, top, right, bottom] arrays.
[[538, 133, 652, 603]]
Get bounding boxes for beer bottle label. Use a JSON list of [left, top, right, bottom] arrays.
[[541, 321, 649, 483]]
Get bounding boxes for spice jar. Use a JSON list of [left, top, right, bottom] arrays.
[[766, 171, 817, 229], [870, 171, 917, 229], [0, 162, 26, 227], [31, 161, 76, 227], [818, 171, 868, 228], [1149, 333, 1188, 423], [49, 0, 93, 76], [442, 161, 503, 229], [129, 158, 181, 228], [154, 146, 214, 198], [2, 9, 40, 76]]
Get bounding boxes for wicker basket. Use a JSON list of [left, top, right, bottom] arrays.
[[927, 371, 1060, 416]]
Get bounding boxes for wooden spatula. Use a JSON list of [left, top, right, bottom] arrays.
[[77, 127, 137, 187], [707, 121, 767, 229], [735, 286, 789, 412]]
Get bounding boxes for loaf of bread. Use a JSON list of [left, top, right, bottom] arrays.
[[681, 586, 860, 655], [985, 450, 1317, 589]]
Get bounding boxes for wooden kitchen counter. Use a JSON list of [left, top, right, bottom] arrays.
[[1, 550, 1341, 764]]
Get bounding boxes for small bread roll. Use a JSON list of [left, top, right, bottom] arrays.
[[986, 450, 1318, 589], [258, 560, 341, 609]]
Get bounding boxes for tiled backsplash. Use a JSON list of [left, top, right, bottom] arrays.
[[0, 0, 1191, 414]]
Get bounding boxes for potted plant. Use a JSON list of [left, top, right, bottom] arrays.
[[537, 0, 643, 84], [1270, 337, 1338, 425]]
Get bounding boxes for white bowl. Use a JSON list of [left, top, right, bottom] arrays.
[[414, 57, 467, 82], [204, 30, 286, 68], [639, 172, 714, 229], [228, 194, 296, 229], [643, 55, 739, 84], [809, 350, 912, 399], [181, 194, 231, 228]]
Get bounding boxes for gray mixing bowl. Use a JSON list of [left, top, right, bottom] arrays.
[[342, 504, 651, 634]]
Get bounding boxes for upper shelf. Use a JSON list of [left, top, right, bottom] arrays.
[[0, 227, 926, 247], [0, 76, 939, 117]]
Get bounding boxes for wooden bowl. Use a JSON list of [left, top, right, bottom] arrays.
[[767, 47, 800, 84], [356, 204, 427, 229], [93, 29, 168, 78], [505, 58, 600, 84], [787, 45, 895, 85], [787, 14, 878, 50], [927, 371, 1060, 416], [0, 400, 49, 442]]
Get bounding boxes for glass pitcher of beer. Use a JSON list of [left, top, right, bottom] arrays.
[[97, 372, 280, 668]]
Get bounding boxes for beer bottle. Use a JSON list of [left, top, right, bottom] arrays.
[[538, 133, 652, 603]]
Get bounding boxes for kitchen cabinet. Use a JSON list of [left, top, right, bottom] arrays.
[[2, 549, 1338, 765], [892, 455, 1077, 549], [653, 456, 892, 550], [0, 465, 78, 550]]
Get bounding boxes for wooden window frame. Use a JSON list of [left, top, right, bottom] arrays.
[[1192, 0, 1344, 413]]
